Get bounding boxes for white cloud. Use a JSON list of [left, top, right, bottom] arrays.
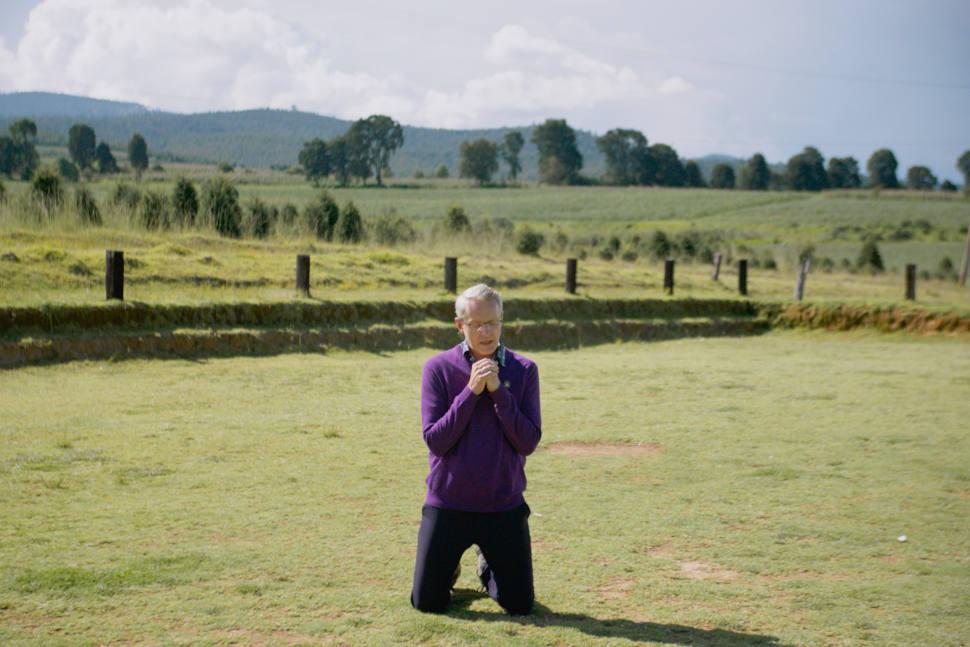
[[658, 76, 693, 95]]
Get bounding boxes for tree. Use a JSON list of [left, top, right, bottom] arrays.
[[906, 165, 937, 191], [68, 124, 97, 170], [957, 150, 970, 188], [2, 119, 39, 180], [941, 179, 958, 192], [95, 142, 119, 174], [435, 164, 449, 179], [459, 139, 499, 185], [345, 115, 403, 186], [532, 119, 582, 184], [866, 148, 899, 188], [596, 128, 649, 185], [786, 146, 827, 191], [128, 133, 149, 178], [501, 131, 524, 182], [827, 156, 861, 189], [172, 177, 199, 226], [649, 144, 685, 186], [298, 138, 330, 183], [684, 161, 706, 187], [710, 163, 736, 189], [327, 136, 351, 187], [738, 154, 769, 190]]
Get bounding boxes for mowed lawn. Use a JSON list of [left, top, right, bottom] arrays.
[[1, 332, 968, 646]]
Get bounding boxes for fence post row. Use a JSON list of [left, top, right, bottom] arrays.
[[905, 264, 916, 300], [296, 255, 311, 297], [738, 259, 748, 296], [663, 259, 675, 295], [444, 257, 458, 294], [105, 250, 124, 301], [795, 258, 810, 301], [565, 258, 577, 294], [711, 252, 722, 281]]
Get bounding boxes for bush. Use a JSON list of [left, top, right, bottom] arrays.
[[0, 178, 6, 204], [280, 203, 298, 227], [245, 197, 272, 239], [475, 216, 514, 240], [111, 182, 141, 210], [413, 169, 425, 179], [218, 161, 235, 173], [172, 177, 198, 227], [597, 247, 614, 261], [304, 191, 339, 240], [607, 235, 621, 253], [435, 165, 449, 179], [139, 191, 169, 230], [675, 230, 704, 258], [550, 230, 569, 254], [73, 187, 102, 226], [516, 227, 545, 255], [30, 167, 63, 215], [444, 204, 470, 234], [621, 250, 638, 262], [856, 239, 885, 273], [336, 201, 364, 243], [647, 230, 672, 259], [819, 257, 835, 272], [57, 157, 79, 183], [763, 257, 778, 270], [372, 214, 417, 245], [201, 176, 241, 238]]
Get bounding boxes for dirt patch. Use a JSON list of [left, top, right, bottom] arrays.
[[678, 560, 740, 581], [592, 576, 636, 600], [544, 442, 663, 457]]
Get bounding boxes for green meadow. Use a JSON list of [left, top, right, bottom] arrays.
[[1, 333, 968, 645]]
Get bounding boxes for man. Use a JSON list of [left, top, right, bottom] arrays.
[[410, 283, 542, 615]]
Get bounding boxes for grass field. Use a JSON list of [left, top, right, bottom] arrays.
[[1, 333, 968, 645]]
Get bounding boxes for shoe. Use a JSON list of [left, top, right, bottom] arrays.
[[451, 562, 461, 589], [474, 545, 490, 592]]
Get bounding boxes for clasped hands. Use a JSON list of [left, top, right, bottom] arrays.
[[467, 358, 501, 395]]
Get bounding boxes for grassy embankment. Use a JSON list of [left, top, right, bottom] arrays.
[[1, 334, 968, 645], [2, 176, 969, 308]]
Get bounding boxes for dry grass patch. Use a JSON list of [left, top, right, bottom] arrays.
[[677, 560, 741, 581], [591, 576, 637, 600], [543, 441, 663, 457]]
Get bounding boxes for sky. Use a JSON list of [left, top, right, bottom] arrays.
[[1, 0, 969, 181]]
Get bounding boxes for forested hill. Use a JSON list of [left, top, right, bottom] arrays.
[[0, 92, 742, 179]]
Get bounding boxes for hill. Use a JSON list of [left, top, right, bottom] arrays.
[[0, 92, 746, 180]]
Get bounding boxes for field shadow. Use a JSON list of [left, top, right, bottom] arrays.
[[450, 589, 790, 646]]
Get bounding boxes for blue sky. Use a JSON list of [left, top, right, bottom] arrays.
[[1, 0, 968, 181]]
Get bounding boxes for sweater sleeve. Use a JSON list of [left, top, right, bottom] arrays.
[[489, 362, 542, 456], [421, 361, 479, 457]]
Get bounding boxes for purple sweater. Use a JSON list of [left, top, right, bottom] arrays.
[[420, 344, 542, 512]]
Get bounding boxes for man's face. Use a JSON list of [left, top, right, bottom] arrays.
[[456, 298, 502, 360]]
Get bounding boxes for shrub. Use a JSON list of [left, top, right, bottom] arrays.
[[73, 187, 102, 226], [336, 201, 364, 243], [444, 204, 470, 234], [111, 182, 141, 210], [30, 167, 63, 215], [550, 230, 569, 254], [304, 191, 339, 240], [245, 197, 272, 239], [57, 157, 79, 183], [607, 235, 621, 253], [172, 177, 198, 227], [819, 257, 835, 272], [201, 176, 241, 238], [413, 169, 425, 179], [218, 161, 235, 173], [0, 178, 6, 204], [516, 227, 545, 255], [647, 230, 672, 259], [621, 250, 638, 262], [763, 257, 777, 270], [597, 247, 614, 261], [675, 230, 704, 258], [372, 214, 417, 245], [280, 203, 298, 227], [435, 165, 449, 179], [856, 239, 884, 273], [139, 191, 169, 230]]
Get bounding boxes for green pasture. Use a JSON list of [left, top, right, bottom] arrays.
[[1, 333, 968, 645]]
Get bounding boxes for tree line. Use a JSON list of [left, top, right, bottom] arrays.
[[297, 115, 403, 186], [0, 118, 151, 181]]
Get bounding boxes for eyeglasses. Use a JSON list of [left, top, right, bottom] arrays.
[[463, 319, 502, 331]]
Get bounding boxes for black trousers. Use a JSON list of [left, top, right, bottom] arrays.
[[410, 502, 534, 615]]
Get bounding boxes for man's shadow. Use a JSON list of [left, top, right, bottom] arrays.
[[450, 589, 791, 646]]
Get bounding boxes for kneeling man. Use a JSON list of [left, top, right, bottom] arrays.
[[410, 283, 541, 615]]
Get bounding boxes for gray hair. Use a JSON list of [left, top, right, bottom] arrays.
[[455, 283, 503, 320]]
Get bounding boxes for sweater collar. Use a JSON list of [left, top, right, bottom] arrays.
[[460, 340, 506, 367]]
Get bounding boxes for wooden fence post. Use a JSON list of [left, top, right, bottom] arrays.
[[738, 259, 748, 296], [296, 254, 310, 297], [444, 257, 457, 293], [711, 252, 722, 281], [959, 224, 970, 286], [795, 258, 811, 301], [105, 250, 124, 301], [566, 258, 577, 294], [663, 259, 675, 295], [905, 264, 916, 300]]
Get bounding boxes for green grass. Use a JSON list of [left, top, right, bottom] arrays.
[[1, 333, 968, 645]]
